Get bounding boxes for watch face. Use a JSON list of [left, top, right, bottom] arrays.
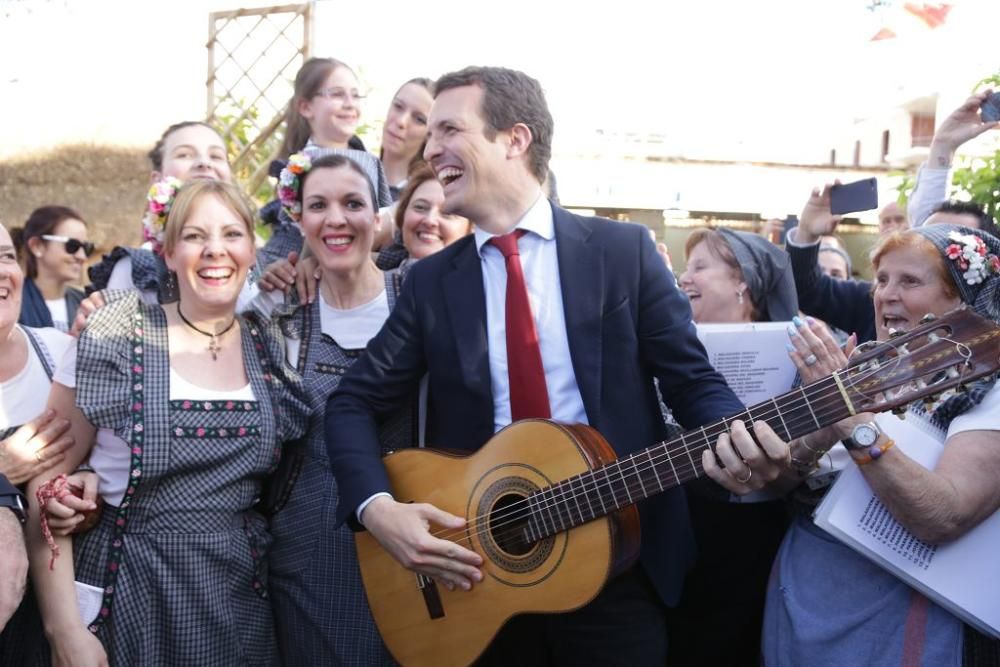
[[853, 423, 879, 447]]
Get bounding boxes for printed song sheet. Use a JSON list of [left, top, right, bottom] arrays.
[[695, 322, 798, 406], [814, 412, 1000, 638]]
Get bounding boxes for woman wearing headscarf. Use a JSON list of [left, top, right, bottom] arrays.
[[671, 227, 798, 666], [757, 225, 1000, 665]]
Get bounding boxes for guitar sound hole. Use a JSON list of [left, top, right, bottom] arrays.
[[489, 493, 533, 556]]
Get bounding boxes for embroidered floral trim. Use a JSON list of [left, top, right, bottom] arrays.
[[168, 399, 259, 413], [277, 152, 312, 222], [89, 310, 147, 634], [171, 425, 261, 439], [945, 231, 1000, 286]]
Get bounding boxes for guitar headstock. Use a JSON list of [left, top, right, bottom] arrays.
[[838, 307, 1000, 414]]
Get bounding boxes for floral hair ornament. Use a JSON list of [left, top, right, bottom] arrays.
[[142, 176, 183, 255], [278, 152, 313, 222], [945, 230, 1000, 286]]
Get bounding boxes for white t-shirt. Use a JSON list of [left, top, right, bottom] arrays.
[[251, 285, 389, 362], [55, 340, 255, 506], [0, 326, 72, 431], [45, 299, 70, 333]]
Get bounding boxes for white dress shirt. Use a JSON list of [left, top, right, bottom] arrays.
[[474, 194, 588, 432], [358, 194, 589, 523]]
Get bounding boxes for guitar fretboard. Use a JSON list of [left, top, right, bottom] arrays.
[[524, 375, 851, 541]]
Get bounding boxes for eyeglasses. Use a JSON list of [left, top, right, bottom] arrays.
[[313, 87, 366, 102], [41, 234, 95, 257]]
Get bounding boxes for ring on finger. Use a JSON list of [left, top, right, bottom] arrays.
[[733, 467, 752, 484], [804, 353, 818, 367], [34, 450, 43, 463]]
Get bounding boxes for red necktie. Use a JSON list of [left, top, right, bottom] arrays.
[[489, 230, 551, 421]]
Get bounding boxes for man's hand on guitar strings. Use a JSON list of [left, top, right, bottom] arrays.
[[702, 420, 791, 494], [361, 495, 484, 591]]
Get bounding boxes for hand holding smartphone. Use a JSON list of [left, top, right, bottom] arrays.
[[981, 91, 1000, 124], [829, 178, 879, 216]]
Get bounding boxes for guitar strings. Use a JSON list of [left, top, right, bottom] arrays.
[[433, 366, 883, 546], [440, 347, 977, 549], [448, 376, 868, 547], [427, 362, 892, 546]]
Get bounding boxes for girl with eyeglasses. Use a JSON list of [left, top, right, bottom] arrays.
[[11, 206, 92, 332], [258, 57, 396, 290]]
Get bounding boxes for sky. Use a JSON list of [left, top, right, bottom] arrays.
[[1, 0, 999, 162]]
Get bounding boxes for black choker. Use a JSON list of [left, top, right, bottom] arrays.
[[176, 306, 237, 361]]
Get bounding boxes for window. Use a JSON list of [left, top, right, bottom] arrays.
[[911, 113, 935, 148]]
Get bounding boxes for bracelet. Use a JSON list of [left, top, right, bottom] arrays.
[[852, 439, 896, 466]]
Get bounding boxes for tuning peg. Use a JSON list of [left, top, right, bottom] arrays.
[[919, 313, 937, 324], [888, 328, 906, 339], [923, 394, 941, 408], [891, 405, 908, 416]]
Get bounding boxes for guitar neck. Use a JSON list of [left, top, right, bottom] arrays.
[[526, 375, 852, 541]]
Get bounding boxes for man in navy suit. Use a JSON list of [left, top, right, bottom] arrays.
[[326, 66, 790, 664]]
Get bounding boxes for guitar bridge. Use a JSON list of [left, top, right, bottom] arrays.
[[415, 573, 445, 620]]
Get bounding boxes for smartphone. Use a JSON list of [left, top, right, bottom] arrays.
[[981, 92, 1000, 123], [829, 178, 878, 215]]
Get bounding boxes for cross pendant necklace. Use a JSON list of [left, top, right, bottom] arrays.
[[177, 305, 237, 361]]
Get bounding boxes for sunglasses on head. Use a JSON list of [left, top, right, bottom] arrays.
[[41, 234, 95, 257]]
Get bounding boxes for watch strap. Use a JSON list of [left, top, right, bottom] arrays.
[[0, 475, 27, 525]]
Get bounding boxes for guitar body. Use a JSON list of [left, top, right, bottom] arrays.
[[355, 419, 640, 666]]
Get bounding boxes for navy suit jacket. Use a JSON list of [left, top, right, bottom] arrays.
[[325, 204, 744, 605], [788, 240, 877, 343]]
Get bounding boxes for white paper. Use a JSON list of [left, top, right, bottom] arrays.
[[695, 321, 798, 407], [814, 413, 1000, 638], [74, 580, 103, 626]]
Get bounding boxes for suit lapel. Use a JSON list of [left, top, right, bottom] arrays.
[[553, 206, 604, 426], [443, 240, 492, 393]]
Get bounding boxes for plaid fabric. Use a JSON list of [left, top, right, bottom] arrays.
[[255, 223, 304, 279], [268, 269, 411, 666], [86, 246, 168, 300], [375, 233, 410, 271], [45, 293, 310, 666]]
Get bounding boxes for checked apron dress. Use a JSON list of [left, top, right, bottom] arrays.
[[58, 294, 308, 666], [268, 271, 413, 666]]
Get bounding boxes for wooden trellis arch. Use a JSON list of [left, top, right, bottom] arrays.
[[206, 3, 313, 197]]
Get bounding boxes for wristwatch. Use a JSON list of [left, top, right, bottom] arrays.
[[842, 421, 883, 451], [0, 475, 27, 525]]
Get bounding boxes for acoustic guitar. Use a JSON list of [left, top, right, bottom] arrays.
[[356, 308, 1000, 666]]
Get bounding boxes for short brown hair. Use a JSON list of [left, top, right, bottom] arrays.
[[869, 231, 959, 300], [435, 66, 553, 184], [163, 180, 255, 254], [684, 228, 762, 321], [394, 162, 438, 231]]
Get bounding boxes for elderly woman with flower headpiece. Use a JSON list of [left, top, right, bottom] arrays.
[[249, 150, 409, 665], [670, 227, 800, 665], [714, 225, 1000, 665], [25, 179, 309, 666]]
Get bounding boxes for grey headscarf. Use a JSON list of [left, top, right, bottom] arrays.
[[278, 145, 392, 226], [717, 228, 799, 322], [908, 224, 1000, 426], [819, 244, 853, 278]]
